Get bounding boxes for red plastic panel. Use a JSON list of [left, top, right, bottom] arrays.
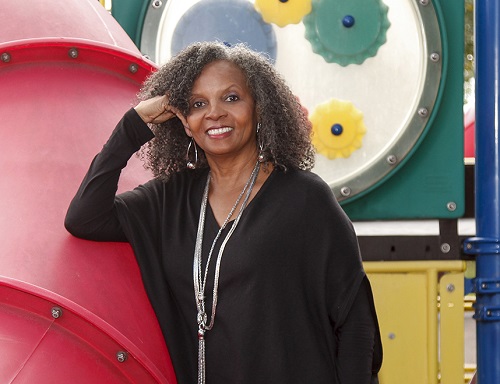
[[0, 0, 138, 52], [464, 105, 475, 158], [0, 279, 163, 383], [0, 1, 177, 383]]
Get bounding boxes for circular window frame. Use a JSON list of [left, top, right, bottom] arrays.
[[330, 1, 444, 202]]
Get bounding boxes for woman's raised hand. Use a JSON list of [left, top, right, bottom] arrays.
[[134, 95, 188, 126]]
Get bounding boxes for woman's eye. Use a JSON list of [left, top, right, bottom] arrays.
[[226, 95, 239, 102], [192, 101, 204, 108]]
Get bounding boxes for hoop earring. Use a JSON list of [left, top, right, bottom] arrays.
[[186, 138, 198, 169], [257, 123, 266, 163]]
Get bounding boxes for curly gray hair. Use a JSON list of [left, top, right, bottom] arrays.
[[138, 41, 314, 180]]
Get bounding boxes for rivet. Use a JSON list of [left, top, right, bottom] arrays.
[[152, 0, 162, 8], [466, 243, 472, 250], [487, 310, 492, 316], [68, 48, 79, 59], [129, 63, 138, 74], [441, 243, 451, 253], [430, 52, 440, 62], [116, 351, 128, 363], [51, 307, 63, 319], [481, 283, 488, 289], [1, 52, 11, 63], [447, 284, 455, 292], [386, 155, 397, 165], [419, 0, 429, 5], [340, 186, 351, 197], [388, 333, 396, 340], [418, 107, 429, 118], [447, 202, 457, 211]]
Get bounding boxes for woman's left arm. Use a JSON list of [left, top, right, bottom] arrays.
[[335, 277, 379, 384]]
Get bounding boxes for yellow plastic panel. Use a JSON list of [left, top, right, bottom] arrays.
[[368, 273, 429, 383], [439, 272, 465, 384]]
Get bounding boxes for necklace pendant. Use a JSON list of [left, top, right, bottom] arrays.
[[198, 327, 205, 339], [197, 311, 208, 326], [198, 334, 206, 384]]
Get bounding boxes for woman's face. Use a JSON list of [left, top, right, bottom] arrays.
[[185, 60, 258, 163]]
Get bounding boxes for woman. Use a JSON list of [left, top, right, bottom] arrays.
[[65, 41, 382, 384]]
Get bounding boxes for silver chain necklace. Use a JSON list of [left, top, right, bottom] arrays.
[[193, 160, 260, 384]]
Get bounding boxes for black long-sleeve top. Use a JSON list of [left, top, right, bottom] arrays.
[[65, 109, 382, 384]]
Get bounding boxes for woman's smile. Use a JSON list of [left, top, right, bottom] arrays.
[[206, 126, 234, 137]]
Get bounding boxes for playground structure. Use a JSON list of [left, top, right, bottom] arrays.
[[0, 0, 493, 383], [0, 1, 176, 382]]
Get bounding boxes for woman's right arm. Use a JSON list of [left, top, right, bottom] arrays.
[[65, 96, 187, 241], [64, 108, 155, 241]]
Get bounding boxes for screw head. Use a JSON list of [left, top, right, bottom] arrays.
[[340, 186, 351, 197], [68, 48, 78, 59], [418, 107, 429, 118], [430, 52, 440, 62], [129, 63, 138, 74], [440, 243, 451, 253], [447, 284, 455, 292], [116, 351, 128, 363], [51, 307, 63, 319], [388, 332, 396, 340], [1, 52, 11, 63], [447, 202, 457, 211], [386, 154, 397, 165], [152, 0, 162, 8]]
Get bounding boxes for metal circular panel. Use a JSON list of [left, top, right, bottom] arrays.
[[273, 0, 443, 202]]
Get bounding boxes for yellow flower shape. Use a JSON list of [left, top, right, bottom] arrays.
[[310, 99, 366, 159], [254, 0, 312, 28]]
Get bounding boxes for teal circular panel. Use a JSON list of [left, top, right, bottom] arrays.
[[171, 0, 277, 62], [304, 0, 390, 66]]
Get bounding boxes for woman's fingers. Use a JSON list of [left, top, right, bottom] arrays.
[[135, 95, 171, 124], [134, 96, 189, 130]]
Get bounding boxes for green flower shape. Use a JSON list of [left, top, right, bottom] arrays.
[[304, 0, 390, 66]]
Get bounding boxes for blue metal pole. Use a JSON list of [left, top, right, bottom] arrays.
[[468, 0, 500, 382]]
